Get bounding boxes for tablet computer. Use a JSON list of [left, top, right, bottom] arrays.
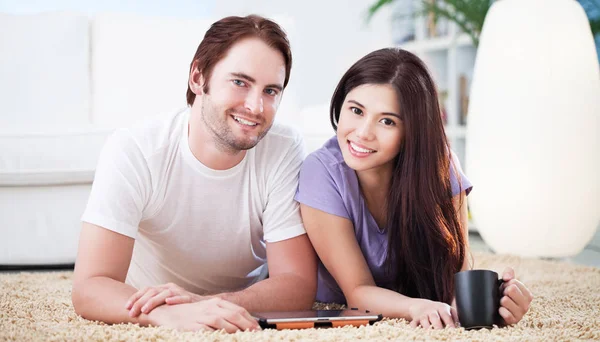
[[252, 309, 383, 330]]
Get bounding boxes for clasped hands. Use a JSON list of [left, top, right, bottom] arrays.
[[125, 282, 260, 332]]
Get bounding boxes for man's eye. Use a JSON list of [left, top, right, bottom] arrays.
[[381, 118, 395, 126], [351, 107, 363, 115], [265, 88, 278, 96], [233, 79, 246, 86]]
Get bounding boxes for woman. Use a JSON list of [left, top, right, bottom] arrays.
[[295, 48, 533, 329]]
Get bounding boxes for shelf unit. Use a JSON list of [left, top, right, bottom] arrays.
[[393, 4, 478, 230]]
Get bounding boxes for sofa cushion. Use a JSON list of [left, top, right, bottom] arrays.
[[0, 127, 112, 186], [0, 12, 91, 128], [90, 12, 214, 128]]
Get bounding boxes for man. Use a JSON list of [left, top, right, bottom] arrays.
[[72, 15, 317, 333]]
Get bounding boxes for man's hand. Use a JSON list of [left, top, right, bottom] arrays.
[[126, 282, 202, 317], [145, 297, 261, 332], [499, 267, 533, 325], [408, 298, 459, 329]]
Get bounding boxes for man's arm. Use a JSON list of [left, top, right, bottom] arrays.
[[216, 234, 317, 311], [71, 222, 151, 325], [72, 223, 259, 332]]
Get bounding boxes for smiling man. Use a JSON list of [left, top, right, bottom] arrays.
[[71, 15, 317, 333]]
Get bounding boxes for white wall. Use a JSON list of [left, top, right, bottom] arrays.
[[214, 0, 394, 109], [0, 0, 214, 19], [0, 0, 393, 109]]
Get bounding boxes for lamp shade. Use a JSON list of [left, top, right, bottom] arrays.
[[465, 0, 600, 257]]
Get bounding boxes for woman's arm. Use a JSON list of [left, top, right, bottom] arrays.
[[453, 191, 471, 272], [300, 204, 457, 328]]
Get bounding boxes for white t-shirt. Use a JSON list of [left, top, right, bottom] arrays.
[[81, 108, 307, 294]]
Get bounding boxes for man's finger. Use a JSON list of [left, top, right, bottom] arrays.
[[129, 289, 158, 317], [216, 299, 260, 329], [126, 287, 151, 310], [216, 306, 260, 331], [166, 295, 193, 305], [141, 289, 173, 314], [204, 315, 241, 333]]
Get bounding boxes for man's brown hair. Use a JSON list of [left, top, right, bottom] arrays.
[[186, 15, 292, 106]]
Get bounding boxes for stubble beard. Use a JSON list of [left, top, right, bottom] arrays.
[[201, 98, 271, 154]]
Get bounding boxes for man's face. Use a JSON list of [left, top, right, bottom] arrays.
[[199, 37, 286, 151]]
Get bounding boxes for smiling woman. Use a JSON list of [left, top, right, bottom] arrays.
[[294, 47, 533, 329]]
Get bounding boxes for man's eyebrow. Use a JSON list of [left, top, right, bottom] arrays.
[[348, 99, 402, 119], [230, 72, 283, 92], [231, 72, 256, 83]]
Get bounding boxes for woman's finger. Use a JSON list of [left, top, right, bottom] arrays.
[[504, 283, 528, 313], [428, 311, 444, 329], [450, 306, 459, 326], [438, 308, 456, 328], [510, 279, 534, 304], [499, 306, 518, 325], [420, 317, 431, 329], [500, 294, 524, 322]]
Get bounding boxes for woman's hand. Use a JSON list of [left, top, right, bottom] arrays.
[[499, 267, 533, 325], [125, 282, 203, 317], [408, 298, 459, 329]]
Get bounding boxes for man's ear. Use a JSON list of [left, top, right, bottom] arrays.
[[188, 60, 204, 95]]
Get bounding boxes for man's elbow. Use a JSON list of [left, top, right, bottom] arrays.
[[71, 281, 92, 319]]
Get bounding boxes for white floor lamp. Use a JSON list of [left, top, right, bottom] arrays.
[[466, 0, 600, 257]]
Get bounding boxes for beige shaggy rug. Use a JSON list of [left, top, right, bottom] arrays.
[[1, 252, 599, 341]]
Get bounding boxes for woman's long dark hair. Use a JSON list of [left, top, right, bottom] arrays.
[[330, 48, 466, 304]]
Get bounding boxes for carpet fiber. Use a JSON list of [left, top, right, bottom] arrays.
[[1, 252, 599, 341]]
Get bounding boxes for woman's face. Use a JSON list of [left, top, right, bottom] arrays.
[[336, 83, 404, 173]]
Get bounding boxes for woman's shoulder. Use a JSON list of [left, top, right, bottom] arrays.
[[304, 136, 346, 170]]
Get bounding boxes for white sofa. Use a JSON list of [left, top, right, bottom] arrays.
[[0, 12, 332, 265]]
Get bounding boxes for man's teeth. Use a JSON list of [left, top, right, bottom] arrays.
[[350, 142, 375, 153], [233, 116, 257, 126]]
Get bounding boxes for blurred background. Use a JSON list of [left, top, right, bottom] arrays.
[[0, 0, 598, 268]]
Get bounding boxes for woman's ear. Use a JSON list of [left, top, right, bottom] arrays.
[[188, 60, 204, 95]]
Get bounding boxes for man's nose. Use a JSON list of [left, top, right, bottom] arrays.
[[245, 90, 264, 115]]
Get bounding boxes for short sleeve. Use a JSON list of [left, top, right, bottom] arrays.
[[81, 129, 151, 239], [262, 137, 307, 243], [450, 150, 473, 197], [294, 153, 350, 220]]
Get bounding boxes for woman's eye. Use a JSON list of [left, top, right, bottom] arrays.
[[381, 118, 395, 126], [351, 107, 363, 115], [233, 79, 246, 87]]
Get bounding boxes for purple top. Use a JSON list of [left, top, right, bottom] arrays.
[[295, 137, 473, 304]]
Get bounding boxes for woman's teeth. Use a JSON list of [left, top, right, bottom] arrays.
[[350, 142, 375, 153]]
